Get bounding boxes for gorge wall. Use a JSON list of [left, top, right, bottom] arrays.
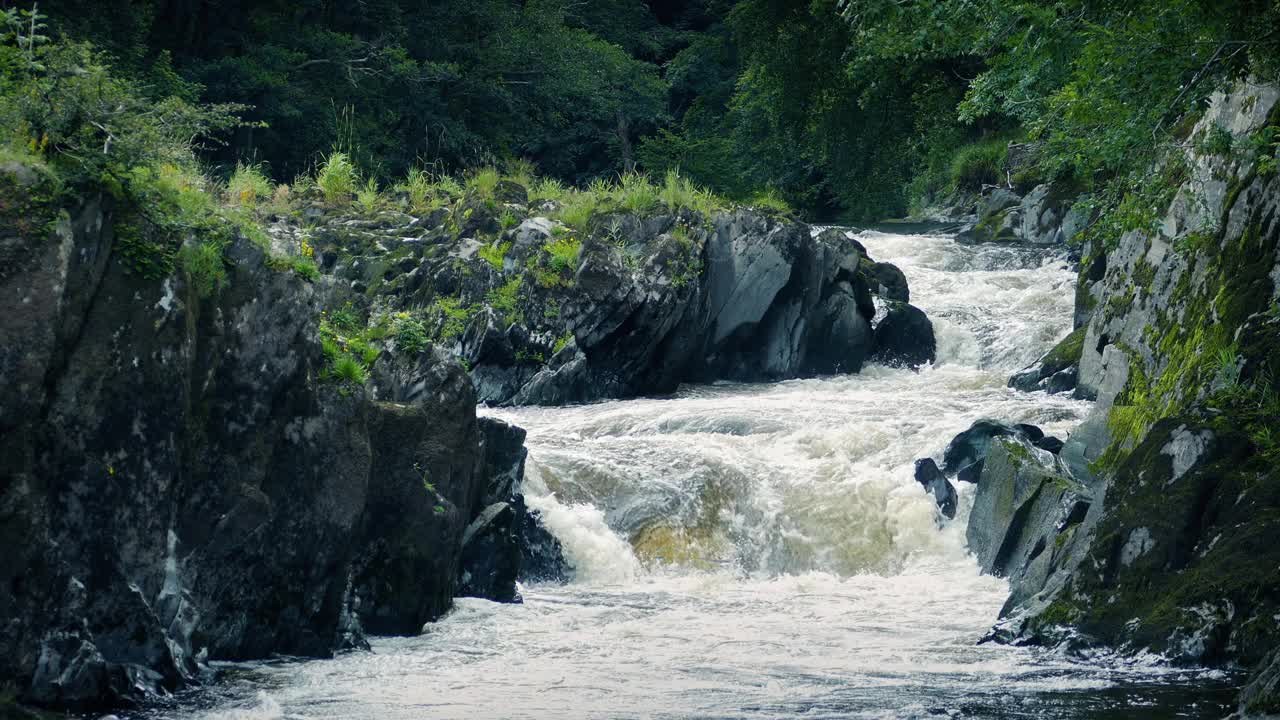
[[0, 163, 920, 713], [953, 80, 1280, 716]]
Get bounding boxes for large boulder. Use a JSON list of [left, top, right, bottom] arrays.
[[871, 301, 936, 368], [964, 438, 1091, 602], [0, 169, 543, 713], [324, 208, 913, 407], [942, 419, 1036, 482]]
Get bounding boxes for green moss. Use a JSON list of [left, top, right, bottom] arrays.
[[1104, 286, 1135, 319], [1037, 599, 1082, 627], [477, 239, 511, 270], [486, 277, 523, 327], [552, 331, 574, 355], [431, 296, 476, 341], [1041, 327, 1085, 375]]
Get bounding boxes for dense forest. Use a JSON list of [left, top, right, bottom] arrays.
[[7, 0, 1279, 221]]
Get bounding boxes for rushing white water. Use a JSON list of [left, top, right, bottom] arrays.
[[153, 230, 1236, 720]]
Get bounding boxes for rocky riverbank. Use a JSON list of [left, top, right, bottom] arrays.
[[943, 80, 1280, 715], [277, 189, 935, 407], [0, 161, 923, 713]]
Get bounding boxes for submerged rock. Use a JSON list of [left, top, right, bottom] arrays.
[[912, 458, 957, 519]]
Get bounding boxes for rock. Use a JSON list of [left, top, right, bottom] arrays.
[[517, 508, 571, 583], [869, 261, 909, 302], [942, 419, 1037, 483], [964, 438, 1091, 600], [913, 459, 958, 519], [0, 177, 545, 712], [457, 417, 570, 597], [1009, 327, 1084, 395], [1234, 649, 1280, 719], [342, 208, 908, 407], [457, 502, 522, 603], [870, 302, 936, 368]]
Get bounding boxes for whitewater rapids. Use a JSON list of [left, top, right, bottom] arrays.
[[155, 230, 1234, 719]]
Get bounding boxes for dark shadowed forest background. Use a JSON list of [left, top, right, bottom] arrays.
[[8, 0, 1280, 221]]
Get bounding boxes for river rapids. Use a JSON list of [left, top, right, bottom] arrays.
[[144, 230, 1236, 719]]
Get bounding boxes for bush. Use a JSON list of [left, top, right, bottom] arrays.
[[331, 355, 367, 384], [467, 167, 501, 199], [394, 315, 430, 354], [178, 238, 227, 297], [949, 139, 1008, 191], [544, 234, 582, 273], [227, 163, 273, 207], [317, 152, 357, 205], [617, 172, 658, 213], [557, 193, 598, 229], [355, 177, 383, 214], [477, 240, 510, 270], [486, 277, 522, 326]]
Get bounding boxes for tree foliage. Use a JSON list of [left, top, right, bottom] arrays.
[[18, 0, 1280, 222]]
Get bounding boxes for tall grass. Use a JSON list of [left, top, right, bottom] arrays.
[[949, 139, 1008, 191], [227, 162, 273, 207], [317, 151, 358, 205]]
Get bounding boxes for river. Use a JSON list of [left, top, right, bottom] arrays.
[[145, 230, 1236, 719]]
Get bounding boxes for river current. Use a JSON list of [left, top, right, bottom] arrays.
[[147, 230, 1237, 719]]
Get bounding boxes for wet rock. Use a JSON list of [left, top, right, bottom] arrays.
[[1234, 649, 1280, 719], [913, 459, 958, 519], [869, 261, 909, 302], [457, 502, 522, 603], [518, 508, 571, 584], [870, 302, 936, 369], [942, 419, 1038, 483], [1009, 327, 1084, 395], [965, 438, 1091, 598], [0, 179, 547, 712]]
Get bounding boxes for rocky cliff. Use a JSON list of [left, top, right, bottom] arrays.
[[282, 193, 935, 408], [958, 80, 1280, 712], [0, 161, 918, 712], [0, 165, 546, 712]]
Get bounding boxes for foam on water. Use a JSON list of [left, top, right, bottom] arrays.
[[149, 230, 1238, 720]]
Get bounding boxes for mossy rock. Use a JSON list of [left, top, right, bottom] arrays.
[[1037, 419, 1280, 666], [1040, 326, 1085, 376]]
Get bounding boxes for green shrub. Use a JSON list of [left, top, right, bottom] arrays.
[[332, 355, 367, 384], [395, 315, 430, 354], [486, 277, 522, 326], [617, 172, 658, 213], [949, 140, 1008, 191], [544, 234, 583, 273], [467, 167, 501, 199], [317, 152, 357, 205], [477, 240, 511, 270], [355, 177, 383, 214], [553, 331, 574, 354], [432, 296, 474, 340], [747, 188, 790, 214], [506, 158, 535, 187], [529, 177, 566, 203], [227, 163, 273, 207], [400, 167, 433, 211], [557, 194, 598, 229], [177, 239, 227, 297]]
